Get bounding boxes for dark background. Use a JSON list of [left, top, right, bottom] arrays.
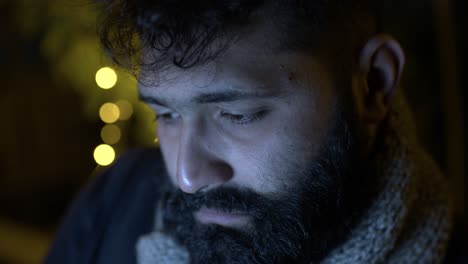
[[0, 0, 466, 263]]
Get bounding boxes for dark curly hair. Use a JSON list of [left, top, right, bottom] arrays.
[[97, 0, 381, 73]]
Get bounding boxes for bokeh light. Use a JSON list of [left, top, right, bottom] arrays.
[[116, 100, 134, 120], [99, 103, 120, 123], [101, 124, 122, 145], [93, 144, 116, 166], [95, 67, 118, 89]]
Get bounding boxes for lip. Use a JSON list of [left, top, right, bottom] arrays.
[[193, 208, 250, 228]]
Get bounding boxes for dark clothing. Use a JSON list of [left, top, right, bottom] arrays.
[[45, 149, 164, 264]]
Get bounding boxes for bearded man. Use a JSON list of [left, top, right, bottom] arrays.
[[45, 1, 456, 263]]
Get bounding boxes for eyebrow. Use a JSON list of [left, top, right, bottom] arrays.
[[192, 90, 283, 104], [139, 90, 283, 106]]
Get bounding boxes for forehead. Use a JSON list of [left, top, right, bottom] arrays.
[[138, 42, 329, 103]]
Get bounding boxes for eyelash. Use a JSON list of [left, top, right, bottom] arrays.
[[154, 113, 179, 122], [153, 110, 268, 126], [220, 110, 267, 125]]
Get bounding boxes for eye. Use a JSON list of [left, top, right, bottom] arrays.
[[155, 112, 180, 123], [220, 110, 267, 125]]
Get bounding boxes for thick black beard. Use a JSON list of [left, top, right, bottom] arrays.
[[162, 111, 372, 264]]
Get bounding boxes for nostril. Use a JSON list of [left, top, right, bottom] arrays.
[[210, 161, 234, 183]]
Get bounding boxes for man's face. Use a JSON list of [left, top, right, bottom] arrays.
[[140, 44, 340, 195], [139, 40, 360, 263]]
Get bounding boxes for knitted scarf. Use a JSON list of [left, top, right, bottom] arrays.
[[136, 94, 453, 264]]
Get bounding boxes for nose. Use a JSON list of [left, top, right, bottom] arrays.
[[175, 122, 233, 194]]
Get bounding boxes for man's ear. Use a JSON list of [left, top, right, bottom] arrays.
[[358, 35, 405, 123]]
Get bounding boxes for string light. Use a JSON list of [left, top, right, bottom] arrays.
[[99, 103, 120, 123], [101, 124, 122, 145], [93, 144, 116, 166], [95, 67, 118, 89]]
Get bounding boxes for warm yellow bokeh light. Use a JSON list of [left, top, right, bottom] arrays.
[[93, 144, 116, 166], [101, 124, 122, 145], [116, 100, 134, 120], [99, 103, 120, 123], [95, 67, 118, 89]]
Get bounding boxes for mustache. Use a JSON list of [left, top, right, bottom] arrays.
[[168, 187, 274, 217]]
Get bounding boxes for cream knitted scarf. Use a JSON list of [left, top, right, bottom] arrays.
[[137, 95, 453, 264]]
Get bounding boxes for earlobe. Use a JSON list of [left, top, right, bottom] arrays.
[[358, 35, 405, 123]]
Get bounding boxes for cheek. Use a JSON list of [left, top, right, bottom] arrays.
[[228, 104, 333, 194], [227, 124, 319, 194]]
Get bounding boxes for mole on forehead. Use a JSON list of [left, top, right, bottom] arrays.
[[279, 64, 298, 82]]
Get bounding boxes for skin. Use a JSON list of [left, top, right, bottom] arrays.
[[139, 30, 405, 228]]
